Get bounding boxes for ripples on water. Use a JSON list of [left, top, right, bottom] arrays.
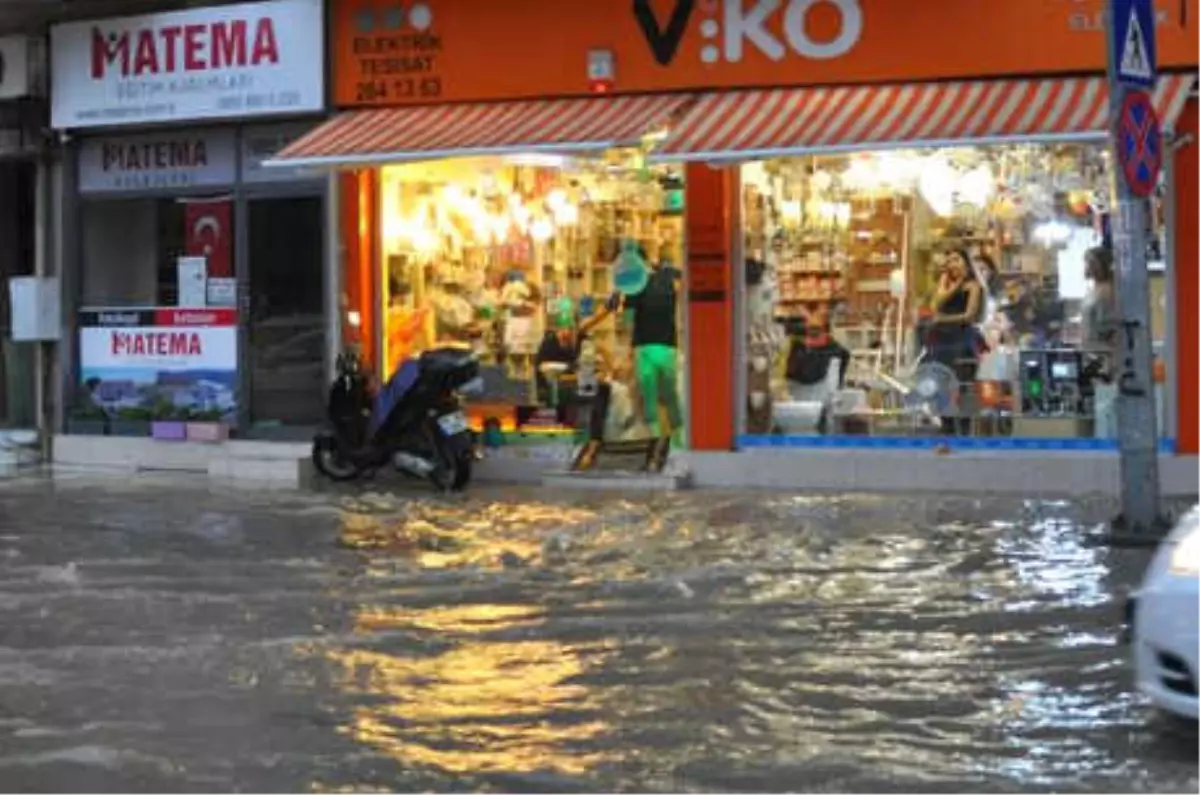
[[311, 490, 1197, 793], [0, 479, 1195, 792]]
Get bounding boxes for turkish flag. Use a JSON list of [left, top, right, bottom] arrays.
[[183, 198, 233, 278]]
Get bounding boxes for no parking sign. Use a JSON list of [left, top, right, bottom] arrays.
[[1117, 89, 1162, 199]]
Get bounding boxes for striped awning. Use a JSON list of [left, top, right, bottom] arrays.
[[654, 73, 1197, 161], [268, 94, 692, 168]]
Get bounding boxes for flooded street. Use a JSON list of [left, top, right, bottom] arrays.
[[0, 473, 1195, 793]]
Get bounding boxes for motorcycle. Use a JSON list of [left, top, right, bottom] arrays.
[[311, 347, 482, 490]]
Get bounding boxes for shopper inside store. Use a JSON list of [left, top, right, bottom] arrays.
[[740, 143, 1170, 442]]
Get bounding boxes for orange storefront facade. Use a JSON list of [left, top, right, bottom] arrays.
[[277, 0, 1199, 456]]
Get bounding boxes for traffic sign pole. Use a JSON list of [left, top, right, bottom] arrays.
[[1106, 0, 1163, 538]]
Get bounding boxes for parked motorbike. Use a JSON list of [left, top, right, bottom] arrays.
[[311, 347, 482, 490]]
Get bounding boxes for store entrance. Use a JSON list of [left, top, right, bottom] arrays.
[[246, 195, 325, 435], [0, 161, 35, 428]]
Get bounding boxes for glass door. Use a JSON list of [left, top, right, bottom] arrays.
[[246, 195, 325, 436]]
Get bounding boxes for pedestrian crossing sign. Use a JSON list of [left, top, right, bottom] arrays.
[[1111, 0, 1158, 88]]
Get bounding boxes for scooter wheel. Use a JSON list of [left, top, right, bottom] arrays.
[[450, 452, 472, 491], [430, 449, 472, 492], [311, 436, 362, 482]]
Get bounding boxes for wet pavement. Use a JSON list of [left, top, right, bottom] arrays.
[[0, 472, 1196, 793]]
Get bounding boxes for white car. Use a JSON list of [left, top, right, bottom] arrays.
[[1129, 505, 1200, 722]]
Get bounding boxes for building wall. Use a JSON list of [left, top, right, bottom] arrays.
[[1175, 97, 1198, 454]]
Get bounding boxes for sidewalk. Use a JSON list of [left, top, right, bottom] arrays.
[[50, 432, 1200, 498]]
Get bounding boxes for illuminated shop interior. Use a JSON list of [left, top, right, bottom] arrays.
[[741, 143, 1170, 442], [372, 151, 687, 441]]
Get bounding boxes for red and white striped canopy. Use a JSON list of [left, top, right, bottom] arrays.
[[270, 94, 691, 168], [654, 73, 1197, 160]]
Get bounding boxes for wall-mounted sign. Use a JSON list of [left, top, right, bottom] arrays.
[[78, 129, 237, 193], [78, 308, 238, 420], [241, 121, 319, 183], [51, 0, 325, 129], [332, 0, 1199, 107]]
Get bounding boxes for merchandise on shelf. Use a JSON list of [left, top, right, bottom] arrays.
[[377, 154, 686, 433], [741, 143, 1166, 442]]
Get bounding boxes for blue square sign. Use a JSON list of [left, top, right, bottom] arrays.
[[1110, 0, 1159, 88]]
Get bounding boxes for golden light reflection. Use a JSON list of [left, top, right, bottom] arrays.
[[354, 603, 541, 635], [326, 601, 614, 776], [336, 499, 600, 570], [323, 498, 622, 776]]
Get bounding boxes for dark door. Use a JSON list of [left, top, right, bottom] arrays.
[[0, 162, 35, 427], [246, 196, 325, 433]]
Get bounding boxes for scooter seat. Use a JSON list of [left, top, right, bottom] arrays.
[[420, 346, 476, 371], [370, 359, 422, 435]]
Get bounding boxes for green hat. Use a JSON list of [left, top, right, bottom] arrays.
[[554, 296, 574, 329]]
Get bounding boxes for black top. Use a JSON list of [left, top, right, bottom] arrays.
[[939, 283, 972, 319], [785, 335, 850, 387], [535, 330, 582, 369], [625, 266, 680, 348], [534, 330, 587, 398], [934, 282, 978, 341], [941, 280, 988, 322]]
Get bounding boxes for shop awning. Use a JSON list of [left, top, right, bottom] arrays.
[[267, 94, 693, 169], [652, 73, 1197, 161]]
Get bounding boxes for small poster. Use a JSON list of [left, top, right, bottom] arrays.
[[206, 278, 237, 308], [177, 256, 207, 308], [78, 307, 238, 422]]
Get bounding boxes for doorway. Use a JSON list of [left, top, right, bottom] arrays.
[[246, 195, 325, 434], [0, 161, 35, 428]]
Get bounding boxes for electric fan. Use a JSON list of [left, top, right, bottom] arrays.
[[904, 361, 961, 421]]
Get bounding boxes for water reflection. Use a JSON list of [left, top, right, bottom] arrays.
[[309, 492, 1192, 791], [326, 500, 615, 778]]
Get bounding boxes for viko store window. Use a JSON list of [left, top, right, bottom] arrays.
[[740, 143, 1171, 444]]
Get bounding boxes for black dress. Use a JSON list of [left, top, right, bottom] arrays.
[[931, 284, 979, 382]]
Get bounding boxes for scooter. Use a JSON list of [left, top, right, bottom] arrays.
[[311, 348, 482, 490]]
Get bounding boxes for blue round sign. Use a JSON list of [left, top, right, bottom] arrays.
[[1118, 89, 1162, 198]]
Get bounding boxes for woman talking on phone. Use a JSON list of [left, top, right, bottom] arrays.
[[930, 249, 985, 380]]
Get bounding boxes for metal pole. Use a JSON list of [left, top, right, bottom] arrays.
[[1106, 0, 1162, 538]]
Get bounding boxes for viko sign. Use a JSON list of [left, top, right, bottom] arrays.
[[634, 0, 863, 66]]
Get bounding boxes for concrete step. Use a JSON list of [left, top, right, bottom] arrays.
[[0, 429, 41, 469], [53, 434, 309, 485], [542, 469, 693, 491]]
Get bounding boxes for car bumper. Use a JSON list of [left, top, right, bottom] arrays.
[[1129, 587, 1200, 721]]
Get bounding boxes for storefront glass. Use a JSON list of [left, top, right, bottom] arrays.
[[81, 197, 234, 308], [75, 192, 240, 431], [740, 142, 1171, 446], [375, 153, 688, 447], [67, 123, 327, 437]]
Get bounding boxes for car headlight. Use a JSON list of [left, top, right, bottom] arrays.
[[1169, 529, 1200, 576]]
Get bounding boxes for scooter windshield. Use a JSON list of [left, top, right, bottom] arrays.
[[370, 359, 422, 436]]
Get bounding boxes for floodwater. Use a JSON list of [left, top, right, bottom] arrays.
[[0, 473, 1195, 793]]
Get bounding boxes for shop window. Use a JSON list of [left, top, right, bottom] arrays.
[[81, 197, 221, 308], [740, 143, 1171, 447], [74, 196, 239, 432], [376, 155, 687, 448]]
